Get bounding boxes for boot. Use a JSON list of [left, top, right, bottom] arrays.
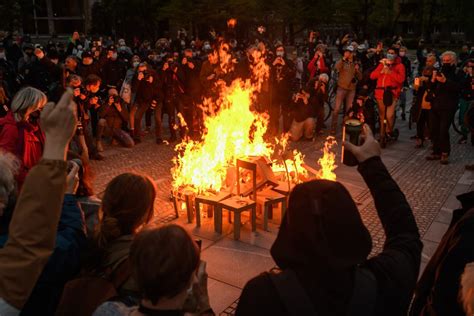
[[426, 153, 441, 161], [440, 153, 449, 165], [96, 139, 104, 152]]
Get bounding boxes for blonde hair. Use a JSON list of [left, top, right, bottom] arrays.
[[11, 87, 47, 122], [461, 262, 474, 315], [441, 51, 457, 63]]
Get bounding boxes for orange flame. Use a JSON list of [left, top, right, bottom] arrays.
[[317, 136, 337, 181], [171, 44, 336, 194]]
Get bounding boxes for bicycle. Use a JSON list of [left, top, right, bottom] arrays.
[[452, 105, 463, 136]]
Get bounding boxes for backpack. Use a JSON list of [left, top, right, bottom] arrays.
[[268, 266, 377, 316], [55, 259, 131, 316]]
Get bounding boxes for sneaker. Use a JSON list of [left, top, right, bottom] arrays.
[[458, 136, 468, 144], [426, 154, 441, 161], [401, 113, 406, 121], [156, 138, 164, 145], [440, 153, 449, 165]]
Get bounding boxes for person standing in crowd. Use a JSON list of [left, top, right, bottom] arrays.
[[66, 31, 82, 56], [458, 59, 473, 144], [309, 74, 329, 135], [199, 51, 219, 101], [236, 125, 422, 316], [307, 44, 330, 81], [425, 51, 461, 164], [162, 55, 185, 142], [64, 56, 79, 79], [17, 43, 35, 76], [413, 66, 434, 148], [0, 87, 47, 186], [96, 88, 134, 150], [398, 46, 412, 121], [370, 48, 405, 139], [130, 62, 161, 144], [0, 43, 18, 98], [270, 44, 295, 135], [180, 48, 202, 137], [78, 51, 101, 80], [101, 45, 127, 89], [331, 46, 362, 134]]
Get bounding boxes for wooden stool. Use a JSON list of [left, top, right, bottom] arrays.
[[257, 188, 287, 231], [219, 196, 256, 240], [172, 189, 195, 223], [195, 190, 231, 232]]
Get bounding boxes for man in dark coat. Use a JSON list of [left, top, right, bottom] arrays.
[[425, 51, 462, 164], [101, 45, 127, 89], [410, 191, 474, 316], [236, 125, 422, 316], [270, 44, 295, 135], [179, 48, 202, 136]]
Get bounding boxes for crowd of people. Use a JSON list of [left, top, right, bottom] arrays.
[[0, 27, 473, 315]]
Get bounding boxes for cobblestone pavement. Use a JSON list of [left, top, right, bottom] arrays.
[[90, 110, 474, 315]]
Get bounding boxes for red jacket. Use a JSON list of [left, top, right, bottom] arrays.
[[370, 57, 406, 100], [0, 112, 44, 186], [308, 55, 329, 79]]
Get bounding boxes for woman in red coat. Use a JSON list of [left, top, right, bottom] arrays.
[[370, 48, 405, 138], [0, 87, 47, 186]]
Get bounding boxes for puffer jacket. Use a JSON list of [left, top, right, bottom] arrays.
[[370, 57, 405, 100]]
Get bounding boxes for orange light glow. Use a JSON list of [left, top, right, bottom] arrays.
[[317, 136, 337, 181]]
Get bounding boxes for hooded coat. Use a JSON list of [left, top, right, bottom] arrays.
[[236, 156, 422, 316]]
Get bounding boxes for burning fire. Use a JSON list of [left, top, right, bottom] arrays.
[[171, 43, 337, 195], [317, 137, 337, 181]]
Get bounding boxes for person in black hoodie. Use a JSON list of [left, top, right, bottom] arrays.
[[425, 51, 462, 164], [236, 125, 422, 316], [180, 48, 202, 137], [78, 51, 102, 80], [410, 191, 474, 316], [101, 45, 127, 89]]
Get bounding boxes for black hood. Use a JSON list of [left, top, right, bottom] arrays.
[[271, 180, 372, 271]]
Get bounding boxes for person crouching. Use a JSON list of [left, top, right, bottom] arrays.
[[289, 89, 314, 142]]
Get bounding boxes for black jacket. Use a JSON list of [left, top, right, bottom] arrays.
[[131, 69, 161, 104], [101, 59, 127, 89], [410, 191, 474, 316], [429, 66, 462, 111], [236, 157, 422, 316]]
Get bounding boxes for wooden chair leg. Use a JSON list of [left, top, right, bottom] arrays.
[[172, 196, 179, 218], [251, 205, 257, 232], [228, 210, 232, 223], [207, 205, 214, 218], [268, 203, 273, 220], [233, 212, 241, 240], [263, 203, 269, 231], [185, 195, 193, 223], [195, 201, 201, 227], [214, 206, 222, 234]]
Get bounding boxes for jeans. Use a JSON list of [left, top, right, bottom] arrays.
[[289, 118, 315, 141], [430, 108, 455, 155], [332, 87, 356, 131]]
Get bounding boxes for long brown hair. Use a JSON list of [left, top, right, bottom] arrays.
[[95, 173, 156, 249]]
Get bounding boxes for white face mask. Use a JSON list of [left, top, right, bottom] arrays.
[[51, 59, 59, 64], [0, 52, 5, 59], [111, 52, 118, 59], [133, 61, 140, 68]]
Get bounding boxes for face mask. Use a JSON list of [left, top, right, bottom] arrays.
[[111, 52, 118, 59], [0, 52, 5, 59], [276, 51, 284, 57], [203, 44, 211, 50], [399, 52, 406, 57], [386, 53, 395, 60], [441, 63, 455, 73], [133, 61, 140, 68], [51, 59, 59, 65]]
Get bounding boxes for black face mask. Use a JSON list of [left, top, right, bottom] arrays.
[[441, 63, 455, 74]]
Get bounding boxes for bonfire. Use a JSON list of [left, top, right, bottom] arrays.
[[171, 43, 337, 196]]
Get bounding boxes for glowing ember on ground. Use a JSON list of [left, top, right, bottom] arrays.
[[171, 44, 337, 195]]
